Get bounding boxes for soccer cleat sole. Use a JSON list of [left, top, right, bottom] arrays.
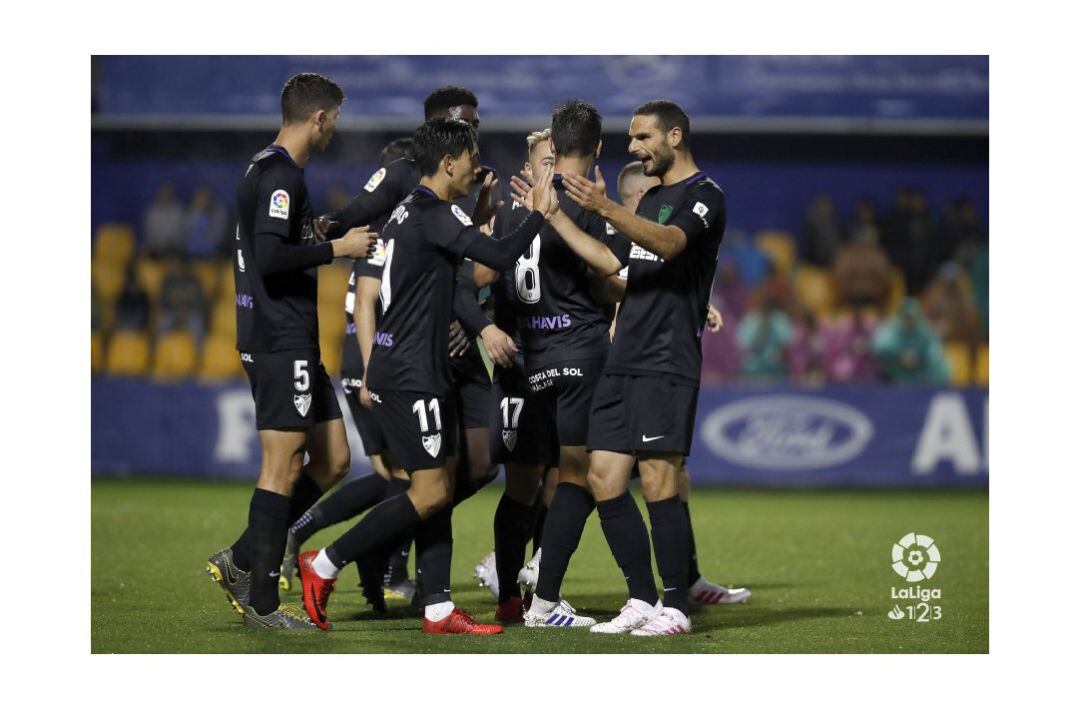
[[206, 562, 244, 615]]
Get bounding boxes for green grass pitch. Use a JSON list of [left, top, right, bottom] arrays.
[[91, 478, 987, 653]]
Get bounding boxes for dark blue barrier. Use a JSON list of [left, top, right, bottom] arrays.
[[95, 56, 988, 123], [91, 380, 987, 487]]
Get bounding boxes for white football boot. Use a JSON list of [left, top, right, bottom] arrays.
[[473, 551, 499, 600], [630, 605, 692, 636], [517, 548, 541, 595], [589, 599, 660, 634], [523, 596, 596, 628], [689, 577, 751, 605]]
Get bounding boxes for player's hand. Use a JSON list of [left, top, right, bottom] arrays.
[[472, 172, 504, 226], [360, 378, 373, 409], [314, 215, 339, 241], [706, 304, 723, 332], [480, 324, 517, 368], [448, 320, 470, 358], [332, 226, 378, 259], [531, 165, 559, 219], [564, 166, 611, 214], [509, 174, 534, 211]]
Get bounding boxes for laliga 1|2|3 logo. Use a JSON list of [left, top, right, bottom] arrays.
[[886, 532, 943, 623]]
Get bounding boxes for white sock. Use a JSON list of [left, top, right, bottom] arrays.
[[312, 548, 340, 580], [425, 600, 455, 622], [530, 596, 558, 614]]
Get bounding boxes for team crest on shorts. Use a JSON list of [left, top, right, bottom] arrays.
[[294, 393, 312, 417], [501, 429, 518, 452], [422, 433, 442, 458]]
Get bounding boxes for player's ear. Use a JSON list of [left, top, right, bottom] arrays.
[[443, 153, 454, 177], [668, 126, 682, 149]]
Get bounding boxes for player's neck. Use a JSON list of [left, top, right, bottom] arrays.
[[553, 155, 593, 178], [273, 127, 312, 166], [419, 176, 452, 201], [660, 153, 699, 186]]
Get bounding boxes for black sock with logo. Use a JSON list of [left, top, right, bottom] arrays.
[[415, 505, 454, 607], [229, 529, 251, 572], [247, 489, 291, 615], [647, 495, 691, 615], [597, 492, 660, 605], [494, 493, 537, 601], [535, 482, 594, 601]]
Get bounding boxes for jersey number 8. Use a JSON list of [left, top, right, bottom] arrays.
[[514, 235, 542, 304]]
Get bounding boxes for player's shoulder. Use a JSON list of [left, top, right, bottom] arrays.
[[248, 147, 301, 187], [685, 172, 725, 203]]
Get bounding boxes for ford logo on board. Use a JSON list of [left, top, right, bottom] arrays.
[[700, 396, 874, 470]]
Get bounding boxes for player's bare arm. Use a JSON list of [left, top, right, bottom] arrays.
[[355, 274, 381, 408], [563, 167, 688, 261]]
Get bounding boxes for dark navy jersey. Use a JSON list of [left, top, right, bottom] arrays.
[[328, 158, 421, 237], [234, 145, 324, 352], [494, 177, 618, 369], [340, 241, 388, 375], [366, 188, 514, 395], [604, 171, 726, 384]]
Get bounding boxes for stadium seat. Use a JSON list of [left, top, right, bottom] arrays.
[[793, 265, 837, 318], [944, 342, 972, 387], [318, 262, 353, 310], [885, 268, 907, 314], [193, 260, 220, 299], [975, 344, 989, 387], [321, 307, 347, 345], [136, 259, 167, 301], [754, 230, 797, 277], [92, 261, 127, 302], [218, 261, 236, 300], [320, 330, 343, 378], [198, 333, 243, 381], [94, 223, 136, 267], [210, 300, 236, 337], [105, 331, 151, 377], [152, 331, 198, 380], [91, 331, 104, 375]]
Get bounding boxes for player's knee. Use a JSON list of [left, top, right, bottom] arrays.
[[586, 466, 618, 501], [328, 442, 350, 484]]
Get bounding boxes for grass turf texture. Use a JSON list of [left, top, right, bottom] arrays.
[[91, 478, 987, 653]]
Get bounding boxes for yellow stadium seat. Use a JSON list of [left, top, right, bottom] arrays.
[[94, 223, 136, 267], [152, 331, 198, 380], [754, 230, 797, 277], [136, 259, 167, 301], [319, 262, 353, 310], [193, 259, 221, 298], [885, 268, 907, 315], [198, 333, 243, 381], [794, 265, 837, 318], [943, 342, 972, 387], [218, 261, 236, 300], [320, 330, 344, 378], [91, 331, 104, 375], [974, 344, 989, 387], [92, 261, 126, 302], [321, 308, 347, 343], [105, 331, 151, 377], [210, 300, 236, 337]]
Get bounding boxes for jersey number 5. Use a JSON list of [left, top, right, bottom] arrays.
[[514, 235, 542, 304]]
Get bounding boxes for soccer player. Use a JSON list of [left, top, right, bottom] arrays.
[[547, 100, 727, 635], [482, 100, 622, 629], [296, 118, 560, 634], [205, 73, 378, 630]]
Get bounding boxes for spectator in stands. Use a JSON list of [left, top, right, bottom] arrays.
[[183, 185, 229, 259], [921, 261, 983, 347], [832, 232, 892, 310], [969, 246, 988, 336], [787, 312, 827, 385], [700, 303, 742, 384], [941, 198, 987, 265], [141, 182, 186, 259], [92, 286, 104, 332], [158, 259, 208, 343], [801, 193, 845, 267], [114, 264, 150, 332], [848, 197, 881, 245], [712, 255, 751, 322], [737, 280, 794, 383], [723, 228, 770, 287], [871, 298, 949, 384], [821, 309, 881, 384], [883, 187, 941, 295]]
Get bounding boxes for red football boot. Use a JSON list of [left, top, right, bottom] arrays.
[[495, 596, 525, 624], [423, 608, 504, 635], [297, 550, 336, 631]]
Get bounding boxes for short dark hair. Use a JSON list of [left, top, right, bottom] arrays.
[[633, 100, 690, 146], [379, 137, 414, 167], [280, 73, 344, 124], [412, 118, 477, 176], [551, 100, 602, 158], [423, 86, 478, 120]]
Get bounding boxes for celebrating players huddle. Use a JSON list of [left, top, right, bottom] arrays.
[[207, 73, 749, 637]]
